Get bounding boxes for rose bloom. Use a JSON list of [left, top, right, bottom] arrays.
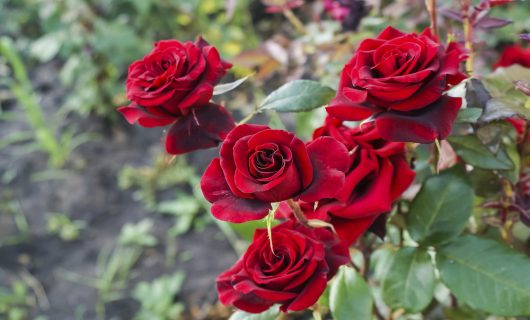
[[118, 38, 234, 155], [277, 118, 415, 245], [217, 220, 350, 313], [200, 124, 350, 223], [327, 26, 467, 143], [493, 44, 530, 69]]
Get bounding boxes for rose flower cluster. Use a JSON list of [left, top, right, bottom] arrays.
[[119, 27, 466, 314]]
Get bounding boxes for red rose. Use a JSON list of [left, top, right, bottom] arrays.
[[118, 38, 235, 155], [494, 44, 530, 69], [217, 220, 350, 313], [327, 26, 467, 143], [278, 118, 415, 245], [200, 124, 350, 223]]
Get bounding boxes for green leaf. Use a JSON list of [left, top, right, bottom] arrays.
[[267, 111, 286, 130], [213, 74, 252, 95], [406, 168, 474, 245], [481, 65, 530, 121], [259, 80, 335, 112], [456, 108, 483, 123], [229, 306, 279, 320], [382, 247, 435, 313], [437, 235, 530, 316], [330, 266, 373, 320], [447, 135, 514, 170]]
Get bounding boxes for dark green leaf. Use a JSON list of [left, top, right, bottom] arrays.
[[406, 168, 474, 245], [456, 108, 483, 123], [260, 80, 335, 112], [382, 247, 435, 313], [229, 306, 279, 320], [437, 235, 530, 316], [481, 65, 530, 121], [330, 266, 373, 320], [447, 135, 514, 170], [213, 74, 251, 95]]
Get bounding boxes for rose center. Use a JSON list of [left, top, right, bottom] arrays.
[[248, 143, 291, 180]]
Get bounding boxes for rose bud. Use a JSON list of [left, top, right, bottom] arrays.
[[327, 26, 467, 143], [118, 38, 235, 155], [217, 220, 350, 313], [200, 124, 350, 223], [494, 44, 530, 69]]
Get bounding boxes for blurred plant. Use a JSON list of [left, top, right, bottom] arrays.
[[58, 220, 159, 318], [132, 272, 185, 320], [0, 37, 92, 167], [0, 191, 29, 247], [118, 155, 196, 210], [46, 213, 86, 242], [118, 219, 158, 247], [0, 280, 35, 320]]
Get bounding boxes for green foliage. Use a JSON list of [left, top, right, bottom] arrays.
[[406, 168, 474, 245], [229, 306, 279, 320], [330, 266, 373, 320], [47, 213, 86, 242], [382, 247, 435, 313], [448, 135, 513, 170], [0, 37, 92, 167], [437, 235, 530, 316], [260, 80, 336, 112], [0, 280, 34, 320], [118, 219, 158, 247], [133, 272, 185, 320]]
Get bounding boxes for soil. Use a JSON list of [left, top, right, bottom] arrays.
[[0, 61, 238, 319]]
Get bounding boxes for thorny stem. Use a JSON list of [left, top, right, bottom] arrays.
[[425, 0, 438, 38], [282, 8, 306, 34], [462, 1, 474, 74], [237, 108, 260, 125], [286, 199, 308, 225]]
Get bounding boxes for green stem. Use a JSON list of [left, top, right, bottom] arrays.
[[0, 37, 65, 167]]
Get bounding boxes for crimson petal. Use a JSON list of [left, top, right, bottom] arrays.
[[300, 137, 349, 202], [165, 103, 235, 155], [375, 95, 462, 143], [117, 103, 176, 128], [201, 158, 271, 223]]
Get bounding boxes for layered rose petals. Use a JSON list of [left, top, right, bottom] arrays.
[[277, 119, 415, 245], [327, 26, 467, 143], [118, 37, 234, 155], [200, 124, 350, 223], [217, 220, 350, 313], [125, 38, 231, 112]]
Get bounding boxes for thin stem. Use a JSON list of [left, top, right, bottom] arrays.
[[462, 2, 474, 75], [425, 0, 438, 38], [282, 8, 306, 34], [286, 199, 308, 225]]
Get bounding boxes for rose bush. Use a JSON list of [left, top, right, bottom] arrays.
[[118, 38, 234, 155], [217, 220, 350, 313], [327, 26, 467, 143], [200, 124, 350, 222]]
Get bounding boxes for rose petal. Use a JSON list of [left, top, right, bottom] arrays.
[[165, 103, 235, 155], [117, 103, 176, 127], [200, 158, 271, 223], [375, 95, 462, 143], [300, 137, 349, 202]]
